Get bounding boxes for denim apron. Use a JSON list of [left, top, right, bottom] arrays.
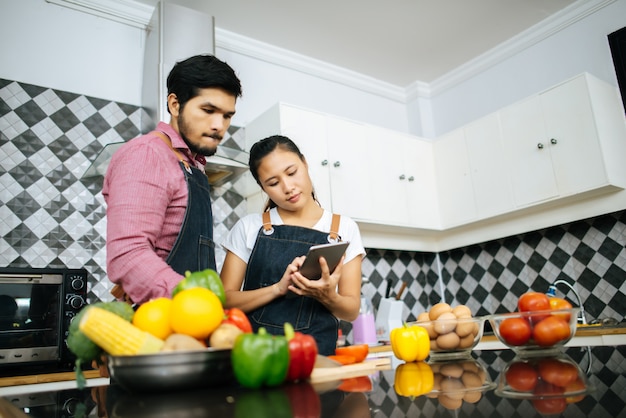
[[158, 132, 216, 274], [110, 132, 215, 304], [244, 211, 341, 355]]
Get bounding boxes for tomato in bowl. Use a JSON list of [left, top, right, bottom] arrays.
[[489, 308, 580, 354]]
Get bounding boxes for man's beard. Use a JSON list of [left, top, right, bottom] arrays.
[[178, 113, 222, 157]]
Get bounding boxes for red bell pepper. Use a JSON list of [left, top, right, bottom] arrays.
[[223, 308, 252, 333], [284, 323, 318, 382]]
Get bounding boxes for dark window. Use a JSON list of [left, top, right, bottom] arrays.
[[608, 26, 626, 112]]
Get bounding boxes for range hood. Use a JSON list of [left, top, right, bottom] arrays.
[[83, 1, 248, 187]]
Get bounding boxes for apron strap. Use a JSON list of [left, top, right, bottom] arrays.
[[262, 211, 274, 234], [154, 131, 192, 173], [329, 213, 341, 241], [262, 211, 341, 241]]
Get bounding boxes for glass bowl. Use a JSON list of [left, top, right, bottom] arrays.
[[489, 308, 580, 355], [495, 352, 592, 414], [425, 358, 495, 409], [413, 316, 486, 360]]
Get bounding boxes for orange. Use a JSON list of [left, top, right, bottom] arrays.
[[132, 297, 173, 340], [170, 287, 224, 340]]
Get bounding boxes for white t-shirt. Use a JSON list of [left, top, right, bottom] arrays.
[[222, 208, 366, 265]]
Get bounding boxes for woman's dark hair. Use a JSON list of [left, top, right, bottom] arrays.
[[166, 54, 242, 113], [249, 135, 319, 211]]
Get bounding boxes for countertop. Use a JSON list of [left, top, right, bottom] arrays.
[[0, 324, 624, 389], [2, 345, 625, 417], [0, 326, 625, 417]]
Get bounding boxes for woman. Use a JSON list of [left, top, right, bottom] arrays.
[[220, 135, 365, 355]]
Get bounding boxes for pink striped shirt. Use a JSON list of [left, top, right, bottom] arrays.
[[102, 122, 205, 303]]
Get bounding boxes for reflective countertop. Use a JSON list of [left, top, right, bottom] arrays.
[[1, 344, 625, 418]]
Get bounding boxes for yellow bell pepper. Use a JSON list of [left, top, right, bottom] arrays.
[[390, 323, 430, 362], [394, 361, 434, 398]]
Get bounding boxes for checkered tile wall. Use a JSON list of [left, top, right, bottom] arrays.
[[1, 79, 625, 330]]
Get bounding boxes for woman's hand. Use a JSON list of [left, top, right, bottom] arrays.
[[289, 255, 343, 303], [273, 256, 304, 297]]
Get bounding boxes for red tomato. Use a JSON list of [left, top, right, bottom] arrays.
[[532, 396, 567, 415], [518, 292, 551, 323], [537, 358, 579, 387], [498, 317, 532, 346], [564, 377, 587, 403], [549, 297, 573, 321], [532, 380, 567, 414], [532, 316, 571, 346], [505, 361, 538, 391]]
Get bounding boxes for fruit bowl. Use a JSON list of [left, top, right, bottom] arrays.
[[107, 347, 234, 393], [413, 316, 486, 360], [489, 308, 580, 355], [495, 352, 592, 415]]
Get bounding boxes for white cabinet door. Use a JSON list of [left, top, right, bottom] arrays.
[[278, 105, 332, 209], [368, 128, 438, 228], [540, 76, 608, 196], [434, 129, 476, 227], [500, 74, 621, 208], [500, 95, 558, 207], [324, 115, 375, 221], [464, 113, 515, 219]]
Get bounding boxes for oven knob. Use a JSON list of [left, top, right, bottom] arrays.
[[70, 277, 85, 290], [67, 295, 85, 309]]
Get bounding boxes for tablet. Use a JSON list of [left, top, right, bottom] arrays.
[[299, 241, 350, 280]]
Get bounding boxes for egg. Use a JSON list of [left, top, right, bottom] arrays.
[[434, 312, 457, 334], [429, 302, 452, 320], [452, 304, 472, 318], [461, 371, 483, 389], [438, 394, 463, 410], [463, 390, 482, 403], [458, 332, 476, 349], [436, 331, 460, 350], [440, 378, 465, 399], [440, 363, 464, 379], [455, 318, 476, 337]]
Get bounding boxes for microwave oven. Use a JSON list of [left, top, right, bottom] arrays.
[[0, 267, 88, 375]]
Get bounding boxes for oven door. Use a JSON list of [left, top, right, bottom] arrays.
[[0, 273, 63, 366]]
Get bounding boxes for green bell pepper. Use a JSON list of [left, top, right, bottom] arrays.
[[171, 269, 226, 305], [232, 327, 289, 389]]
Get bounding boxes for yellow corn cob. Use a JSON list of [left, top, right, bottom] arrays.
[[79, 306, 164, 355]]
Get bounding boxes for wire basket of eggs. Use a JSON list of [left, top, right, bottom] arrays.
[[412, 303, 486, 360]]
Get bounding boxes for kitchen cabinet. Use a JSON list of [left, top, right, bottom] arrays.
[[464, 113, 516, 219], [244, 103, 378, 221], [499, 73, 626, 207], [434, 128, 477, 227], [368, 126, 439, 228]]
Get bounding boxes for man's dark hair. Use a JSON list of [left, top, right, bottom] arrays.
[[166, 54, 242, 113]]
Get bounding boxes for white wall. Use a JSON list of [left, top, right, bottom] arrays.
[[0, 0, 145, 106], [0, 0, 408, 132], [3, 0, 625, 138], [424, 0, 626, 136]]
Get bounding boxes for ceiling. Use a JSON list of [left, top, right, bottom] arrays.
[[134, 0, 578, 87]]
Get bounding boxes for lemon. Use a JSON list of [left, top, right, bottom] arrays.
[[170, 287, 224, 340], [132, 297, 173, 340]]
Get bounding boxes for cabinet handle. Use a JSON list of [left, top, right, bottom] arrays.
[[408, 176, 415, 182], [333, 161, 341, 168], [550, 138, 558, 145], [321, 160, 328, 166], [399, 174, 406, 180], [537, 143, 544, 149]]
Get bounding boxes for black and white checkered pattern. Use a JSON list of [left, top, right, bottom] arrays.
[[1, 78, 625, 331]]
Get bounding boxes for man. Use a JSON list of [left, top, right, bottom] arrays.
[[103, 54, 242, 304]]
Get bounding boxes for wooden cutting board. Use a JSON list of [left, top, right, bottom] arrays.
[[309, 357, 391, 383]]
